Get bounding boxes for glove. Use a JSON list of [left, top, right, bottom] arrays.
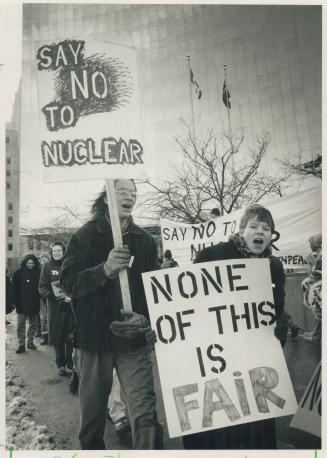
[[58, 297, 71, 314], [110, 310, 149, 339], [274, 317, 288, 347], [139, 326, 157, 346]]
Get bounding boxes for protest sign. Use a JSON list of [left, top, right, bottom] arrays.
[[142, 259, 297, 438], [290, 362, 321, 438], [36, 38, 146, 182], [161, 186, 321, 268]]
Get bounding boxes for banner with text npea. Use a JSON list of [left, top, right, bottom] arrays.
[[161, 186, 321, 269], [36, 38, 146, 182], [142, 258, 297, 438]]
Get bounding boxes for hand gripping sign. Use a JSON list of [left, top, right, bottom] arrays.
[[142, 258, 297, 438], [35, 38, 148, 310]]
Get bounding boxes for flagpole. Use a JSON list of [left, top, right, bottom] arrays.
[[187, 55, 196, 141], [223, 64, 232, 139]]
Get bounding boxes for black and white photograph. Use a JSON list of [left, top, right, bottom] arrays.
[[2, 2, 323, 457]]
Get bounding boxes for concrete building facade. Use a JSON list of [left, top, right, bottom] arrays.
[[6, 126, 20, 272]]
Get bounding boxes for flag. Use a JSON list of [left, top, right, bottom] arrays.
[[222, 79, 231, 108], [190, 68, 202, 99]]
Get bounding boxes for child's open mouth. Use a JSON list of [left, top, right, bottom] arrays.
[[253, 237, 264, 245], [122, 203, 132, 210]]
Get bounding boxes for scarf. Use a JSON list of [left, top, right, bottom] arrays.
[[229, 233, 272, 259]]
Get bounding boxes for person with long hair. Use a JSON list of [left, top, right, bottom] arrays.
[[11, 254, 41, 353], [38, 251, 51, 345], [182, 204, 287, 450], [38, 242, 74, 376], [60, 179, 163, 450]]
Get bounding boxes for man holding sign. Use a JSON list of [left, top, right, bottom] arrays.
[[60, 179, 162, 450]]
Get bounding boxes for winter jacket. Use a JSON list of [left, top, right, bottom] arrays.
[[38, 258, 73, 346], [11, 255, 41, 317], [183, 237, 285, 450], [60, 216, 159, 353], [161, 259, 178, 269], [6, 274, 13, 314]]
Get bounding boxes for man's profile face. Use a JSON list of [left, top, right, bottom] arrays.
[[114, 179, 137, 220]]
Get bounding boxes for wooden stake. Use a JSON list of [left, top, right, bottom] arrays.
[[105, 179, 132, 311]]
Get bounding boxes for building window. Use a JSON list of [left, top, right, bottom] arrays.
[[8, 229, 13, 237], [6, 182, 11, 189], [6, 136, 9, 144], [8, 203, 13, 211], [8, 216, 13, 224], [28, 239, 34, 250], [8, 243, 13, 251], [6, 169, 11, 177], [6, 158, 11, 165]]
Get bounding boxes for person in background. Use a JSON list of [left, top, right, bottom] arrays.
[[38, 252, 51, 345], [11, 254, 41, 353], [38, 242, 74, 376], [6, 269, 13, 325], [182, 204, 287, 450], [60, 180, 163, 450], [302, 233, 322, 344], [209, 207, 220, 218], [161, 249, 178, 269]]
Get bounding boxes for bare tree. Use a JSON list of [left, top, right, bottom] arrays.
[[278, 154, 322, 180], [138, 131, 291, 224]]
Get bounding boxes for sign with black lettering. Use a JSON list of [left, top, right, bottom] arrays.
[[142, 259, 297, 438], [290, 362, 321, 438], [160, 186, 321, 269], [36, 39, 146, 182]]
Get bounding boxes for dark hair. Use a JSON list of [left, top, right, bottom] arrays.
[[90, 179, 136, 220], [51, 241, 66, 255], [21, 253, 40, 269], [210, 208, 220, 217], [239, 204, 275, 233], [164, 249, 172, 259]]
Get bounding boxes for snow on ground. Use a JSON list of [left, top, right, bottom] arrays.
[[6, 334, 55, 450]]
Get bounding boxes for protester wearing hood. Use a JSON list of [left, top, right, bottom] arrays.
[[6, 269, 13, 325], [11, 254, 41, 353], [38, 242, 74, 376]]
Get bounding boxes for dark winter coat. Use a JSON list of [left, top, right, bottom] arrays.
[[60, 216, 159, 353], [38, 258, 74, 346], [183, 237, 285, 450], [11, 255, 41, 317], [6, 274, 13, 314]]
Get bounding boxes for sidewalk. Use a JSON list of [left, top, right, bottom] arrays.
[[5, 314, 321, 450]]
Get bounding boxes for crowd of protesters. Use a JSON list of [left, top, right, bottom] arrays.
[[5, 179, 322, 450]]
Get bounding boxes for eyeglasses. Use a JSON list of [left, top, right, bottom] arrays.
[[116, 189, 138, 199]]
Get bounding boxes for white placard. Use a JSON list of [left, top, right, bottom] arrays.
[[36, 38, 147, 182], [142, 258, 298, 438]]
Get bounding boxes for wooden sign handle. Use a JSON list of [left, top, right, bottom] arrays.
[[105, 179, 133, 311]]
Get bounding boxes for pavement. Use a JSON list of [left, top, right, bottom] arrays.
[[5, 314, 321, 450]]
